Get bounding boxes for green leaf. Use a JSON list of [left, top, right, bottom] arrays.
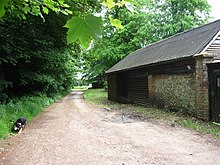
[[64, 15, 103, 48], [109, 17, 124, 29], [124, 0, 138, 5], [116, 0, 126, 7], [31, 6, 40, 16], [59, 0, 65, 4], [42, 7, 49, 14], [102, 0, 116, 9], [65, 9, 73, 15], [61, 4, 70, 8], [0, 0, 9, 18], [23, 6, 31, 14]]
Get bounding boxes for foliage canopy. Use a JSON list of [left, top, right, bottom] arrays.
[[83, 0, 211, 86], [0, 12, 79, 101], [0, 0, 136, 48]]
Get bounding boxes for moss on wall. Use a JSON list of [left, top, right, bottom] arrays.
[[155, 74, 196, 116]]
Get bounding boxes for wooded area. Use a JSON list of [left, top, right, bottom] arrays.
[[0, 0, 211, 102]]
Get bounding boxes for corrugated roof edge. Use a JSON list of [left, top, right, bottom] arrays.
[[126, 19, 220, 56], [106, 55, 194, 74], [106, 19, 220, 74]]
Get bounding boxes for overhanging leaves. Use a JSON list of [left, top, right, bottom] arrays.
[[102, 0, 116, 9], [109, 17, 124, 29], [64, 15, 103, 48], [0, 0, 8, 18]]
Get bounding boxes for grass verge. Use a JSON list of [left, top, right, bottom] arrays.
[[0, 91, 69, 139], [73, 86, 89, 90], [84, 89, 220, 138]]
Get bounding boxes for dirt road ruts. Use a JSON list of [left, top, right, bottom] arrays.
[[1, 90, 220, 165]]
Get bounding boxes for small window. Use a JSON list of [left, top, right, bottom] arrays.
[[217, 78, 220, 87]]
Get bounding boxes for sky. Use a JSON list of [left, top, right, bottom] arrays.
[[208, 0, 220, 21]]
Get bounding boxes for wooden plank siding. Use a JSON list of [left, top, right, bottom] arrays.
[[206, 34, 220, 54], [108, 58, 195, 106], [107, 74, 117, 101], [127, 76, 149, 105]]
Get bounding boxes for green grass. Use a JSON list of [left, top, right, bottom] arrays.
[[84, 88, 108, 105], [73, 86, 89, 90], [84, 89, 220, 138], [0, 91, 69, 139]]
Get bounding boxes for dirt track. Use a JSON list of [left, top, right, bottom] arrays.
[[0, 90, 220, 165]]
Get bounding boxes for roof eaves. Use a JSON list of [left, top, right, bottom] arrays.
[[106, 54, 193, 74]]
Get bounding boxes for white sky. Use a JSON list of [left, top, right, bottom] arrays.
[[208, 0, 220, 21]]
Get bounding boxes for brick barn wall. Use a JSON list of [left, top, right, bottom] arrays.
[[148, 73, 196, 116], [108, 54, 215, 121]]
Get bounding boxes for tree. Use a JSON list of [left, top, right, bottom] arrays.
[[83, 0, 211, 86], [0, 0, 136, 48], [148, 0, 211, 38], [0, 0, 137, 101], [0, 12, 80, 101]]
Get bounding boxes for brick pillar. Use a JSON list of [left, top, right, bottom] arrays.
[[194, 53, 215, 120]]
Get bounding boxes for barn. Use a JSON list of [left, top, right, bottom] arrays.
[[106, 19, 220, 122]]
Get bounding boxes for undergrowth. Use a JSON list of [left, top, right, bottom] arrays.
[[0, 91, 69, 139], [84, 89, 220, 138]]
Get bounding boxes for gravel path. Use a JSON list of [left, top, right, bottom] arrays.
[[0, 90, 220, 165]]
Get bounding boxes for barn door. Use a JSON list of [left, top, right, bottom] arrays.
[[116, 74, 128, 102], [127, 76, 149, 105], [212, 70, 220, 122]]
